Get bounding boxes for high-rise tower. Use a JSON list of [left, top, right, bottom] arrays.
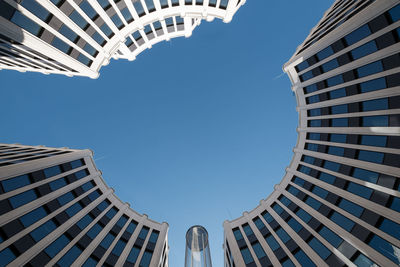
[[0, 143, 168, 267], [224, 1, 400, 266], [0, 0, 245, 78]]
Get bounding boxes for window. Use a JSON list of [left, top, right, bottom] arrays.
[[321, 59, 339, 72], [58, 191, 74, 205], [319, 172, 336, 184], [100, 233, 115, 248], [87, 223, 102, 239], [308, 237, 331, 259], [126, 246, 141, 264], [266, 235, 279, 251], [328, 146, 344, 156], [251, 242, 266, 259], [345, 24, 371, 46], [368, 235, 400, 264], [294, 250, 316, 267], [138, 227, 149, 240], [9, 189, 37, 208], [77, 214, 93, 230], [69, 11, 88, 29], [139, 250, 153, 267], [360, 135, 387, 147], [57, 245, 82, 266], [287, 218, 302, 232], [65, 202, 83, 217], [262, 212, 274, 223], [358, 150, 384, 164], [317, 46, 334, 61], [330, 134, 346, 143], [323, 160, 340, 172], [362, 115, 388, 127], [233, 228, 243, 240], [360, 77, 386, 93], [318, 226, 342, 247], [30, 219, 57, 241], [240, 247, 254, 264], [0, 248, 16, 267], [126, 221, 138, 233], [331, 118, 348, 127], [276, 227, 291, 243], [242, 224, 254, 236], [329, 88, 346, 99], [331, 104, 347, 114], [111, 239, 127, 256], [388, 4, 400, 22], [253, 217, 265, 230], [49, 178, 67, 191], [351, 41, 377, 60], [352, 168, 379, 183], [326, 75, 343, 87], [330, 212, 354, 231], [338, 199, 364, 217], [347, 182, 373, 199], [357, 61, 383, 78], [44, 165, 62, 178], [45, 234, 70, 257], [149, 231, 159, 243], [296, 209, 312, 223], [20, 207, 47, 227], [2, 174, 30, 192], [305, 196, 322, 210]]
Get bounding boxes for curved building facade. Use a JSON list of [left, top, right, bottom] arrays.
[[0, 143, 168, 267], [224, 1, 400, 266], [0, 0, 245, 78]]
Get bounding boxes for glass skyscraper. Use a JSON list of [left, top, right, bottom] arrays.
[[224, 1, 400, 266], [0, 143, 169, 267]]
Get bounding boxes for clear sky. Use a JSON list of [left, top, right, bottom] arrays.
[[0, 1, 333, 266]]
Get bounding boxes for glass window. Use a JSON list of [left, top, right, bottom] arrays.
[[318, 226, 342, 247], [287, 185, 300, 196], [353, 253, 377, 267], [70, 160, 83, 169], [319, 172, 336, 184], [296, 209, 312, 223], [83, 257, 98, 267], [92, 32, 105, 46], [282, 258, 295, 267], [294, 250, 316, 267], [242, 224, 254, 236], [308, 108, 321, 117], [45, 234, 70, 257], [80, 0, 97, 19], [323, 160, 340, 172], [11, 10, 41, 36], [138, 227, 149, 240], [352, 168, 379, 183], [330, 212, 354, 231], [331, 104, 347, 114], [121, 7, 133, 22], [9, 189, 37, 208], [358, 150, 384, 164], [388, 4, 400, 22], [338, 199, 364, 217], [263, 212, 274, 223], [326, 75, 343, 87], [233, 228, 243, 240], [126, 246, 141, 263], [380, 218, 400, 240], [87, 223, 102, 239], [361, 135, 387, 147], [362, 98, 388, 112], [329, 88, 346, 99], [297, 61, 309, 72], [111, 14, 123, 29], [49, 178, 67, 191], [30, 220, 57, 241], [111, 239, 127, 256], [252, 242, 266, 259], [331, 118, 348, 127], [44, 165, 62, 178], [276, 227, 291, 243], [308, 133, 320, 140], [287, 217, 302, 232], [65, 202, 82, 217], [20, 207, 47, 227], [357, 61, 383, 78], [308, 237, 331, 259], [2, 174, 30, 192], [301, 71, 314, 81], [306, 196, 322, 210], [149, 231, 159, 243], [77, 214, 93, 230], [351, 41, 377, 60], [0, 248, 16, 266], [309, 119, 321, 127], [362, 115, 388, 127], [88, 190, 100, 201], [240, 247, 254, 264], [100, 233, 115, 248], [57, 245, 82, 266], [321, 59, 339, 72], [317, 46, 334, 61], [52, 37, 70, 54], [266, 235, 279, 251], [58, 191, 74, 205], [360, 77, 386, 93], [126, 221, 138, 233], [59, 25, 78, 42], [347, 182, 373, 199], [253, 217, 265, 230], [69, 11, 88, 29], [330, 133, 346, 143], [116, 216, 128, 228], [328, 146, 344, 156], [139, 251, 153, 267], [369, 235, 400, 264], [307, 95, 320, 104], [81, 181, 94, 192], [304, 84, 318, 94], [345, 24, 371, 46]]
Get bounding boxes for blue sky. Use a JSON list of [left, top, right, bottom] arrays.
[[0, 1, 333, 266]]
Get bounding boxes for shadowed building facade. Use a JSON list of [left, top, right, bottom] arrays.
[[0, 143, 169, 267], [0, 0, 245, 78], [224, 1, 400, 266]]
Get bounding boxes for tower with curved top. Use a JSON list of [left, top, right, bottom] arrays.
[[0, 0, 245, 78], [223, 1, 400, 266]]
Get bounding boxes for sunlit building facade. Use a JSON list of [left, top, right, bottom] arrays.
[[0, 0, 245, 78], [0, 143, 169, 267], [224, 0, 400, 266]]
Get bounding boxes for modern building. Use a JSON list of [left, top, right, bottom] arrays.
[[0, 0, 245, 78], [185, 225, 212, 267], [0, 143, 169, 267], [224, 0, 400, 266]]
